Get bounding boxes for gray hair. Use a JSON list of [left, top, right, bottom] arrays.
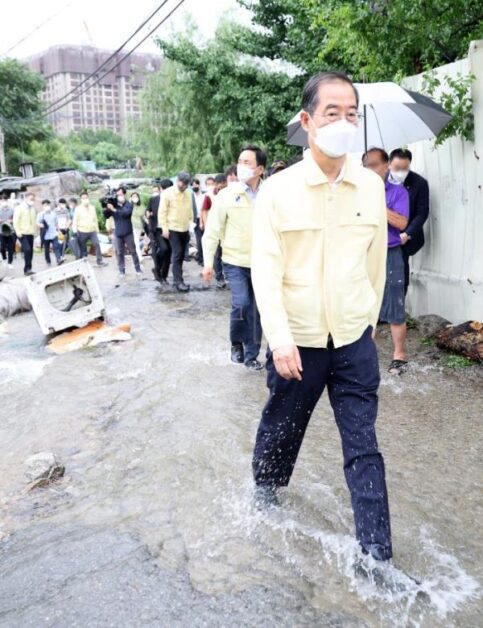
[[302, 71, 359, 114]]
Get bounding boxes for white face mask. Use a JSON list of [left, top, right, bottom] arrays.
[[311, 118, 358, 158], [389, 170, 409, 184], [82, 198, 89, 206], [237, 164, 257, 182]]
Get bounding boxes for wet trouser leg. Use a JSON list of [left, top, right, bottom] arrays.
[[213, 244, 224, 281], [326, 327, 392, 560], [1, 235, 14, 263], [402, 247, 410, 296], [43, 238, 52, 264], [194, 219, 203, 264], [124, 232, 141, 272], [169, 230, 189, 284], [252, 327, 392, 560], [223, 263, 261, 362], [116, 235, 126, 273], [19, 235, 34, 273]]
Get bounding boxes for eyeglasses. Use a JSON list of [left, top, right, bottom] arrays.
[[312, 112, 364, 124]]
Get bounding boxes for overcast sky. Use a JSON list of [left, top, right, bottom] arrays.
[[1, 0, 244, 60]]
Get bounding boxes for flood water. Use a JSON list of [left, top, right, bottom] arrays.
[[0, 259, 481, 627]]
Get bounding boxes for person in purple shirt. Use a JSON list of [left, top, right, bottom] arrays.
[[363, 148, 410, 374]]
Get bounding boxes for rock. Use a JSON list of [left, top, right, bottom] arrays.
[[24, 451, 65, 488], [415, 314, 451, 338], [435, 321, 483, 361]]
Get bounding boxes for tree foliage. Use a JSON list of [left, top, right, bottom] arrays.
[[135, 20, 302, 173], [129, 0, 483, 168]]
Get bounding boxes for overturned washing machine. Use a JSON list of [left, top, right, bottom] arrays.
[[26, 259, 106, 335]]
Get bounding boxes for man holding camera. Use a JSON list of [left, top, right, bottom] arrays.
[[103, 187, 142, 279]]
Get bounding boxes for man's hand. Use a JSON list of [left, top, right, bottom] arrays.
[[162, 228, 170, 239], [273, 344, 303, 381], [106, 203, 116, 212], [400, 232, 409, 245], [202, 267, 213, 284]]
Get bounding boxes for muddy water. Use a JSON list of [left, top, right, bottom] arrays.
[[0, 260, 481, 627]]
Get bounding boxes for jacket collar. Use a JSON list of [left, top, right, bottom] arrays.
[[303, 148, 358, 187]]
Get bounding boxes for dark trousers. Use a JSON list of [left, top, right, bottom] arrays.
[[59, 229, 70, 257], [43, 237, 62, 264], [115, 232, 141, 274], [194, 219, 203, 264], [150, 229, 171, 280], [77, 231, 103, 264], [169, 230, 189, 284], [252, 327, 392, 560], [402, 247, 410, 295], [0, 234, 14, 264], [223, 262, 261, 362], [19, 235, 34, 273], [214, 244, 224, 281]]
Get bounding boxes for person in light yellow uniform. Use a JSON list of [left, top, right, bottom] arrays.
[[251, 72, 397, 586], [203, 145, 267, 371], [159, 172, 192, 292], [13, 191, 37, 275]]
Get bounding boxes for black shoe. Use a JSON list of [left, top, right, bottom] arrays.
[[184, 257, 191, 262], [97, 261, 108, 267], [245, 359, 264, 372], [216, 279, 227, 289], [176, 282, 190, 292], [254, 485, 280, 510], [231, 343, 244, 364], [24, 270, 35, 276], [354, 557, 422, 593]]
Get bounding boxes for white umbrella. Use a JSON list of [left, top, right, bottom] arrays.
[[286, 82, 453, 152]]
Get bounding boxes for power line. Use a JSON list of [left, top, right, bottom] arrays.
[[44, 0, 171, 114], [1, 2, 73, 58], [44, 0, 186, 119]]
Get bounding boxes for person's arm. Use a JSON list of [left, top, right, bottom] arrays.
[[159, 192, 169, 236], [366, 185, 388, 330], [13, 206, 22, 236], [72, 207, 79, 233], [92, 206, 99, 233], [36, 211, 44, 228], [202, 196, 227, 270], [200, 194, 212, 230], [252, 184, 303, 379], [116, 202, 133, 219], [406, 177, 429, 237], [387, 209, 408, 231]]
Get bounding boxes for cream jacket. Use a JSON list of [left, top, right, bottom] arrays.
[[158, 186, 192, 232], [251, 150, 387, 350], [202, 183, 256, 268]]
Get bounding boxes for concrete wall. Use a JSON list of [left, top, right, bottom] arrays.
[[402, 41, 483, 323]]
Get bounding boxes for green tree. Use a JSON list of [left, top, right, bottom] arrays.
[[135, 20, 302, 172], [0, 59, 53, 172]]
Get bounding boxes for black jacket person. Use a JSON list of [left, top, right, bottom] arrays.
[[389, 148, 429, 293]]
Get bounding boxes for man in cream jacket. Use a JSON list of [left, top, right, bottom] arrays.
[[251, 72, 393, 575]]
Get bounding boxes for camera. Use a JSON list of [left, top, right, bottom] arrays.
[[100, 193, 118, 209]]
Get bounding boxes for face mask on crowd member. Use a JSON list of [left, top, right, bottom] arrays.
[[389, 149, 412, 185], [25, 195, 35, 207], [81, 194, 90, 206], [300, 77, 360, 159], [237, 148, 265, 184], [192, 179, 201, 193], [42, 201, 52, 212], [116, 188, 126, 204]]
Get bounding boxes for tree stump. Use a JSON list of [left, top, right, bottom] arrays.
[[435, 321, 483, 361]]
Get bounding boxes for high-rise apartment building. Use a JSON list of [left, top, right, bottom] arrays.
[[25, 45, 163, 138]]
